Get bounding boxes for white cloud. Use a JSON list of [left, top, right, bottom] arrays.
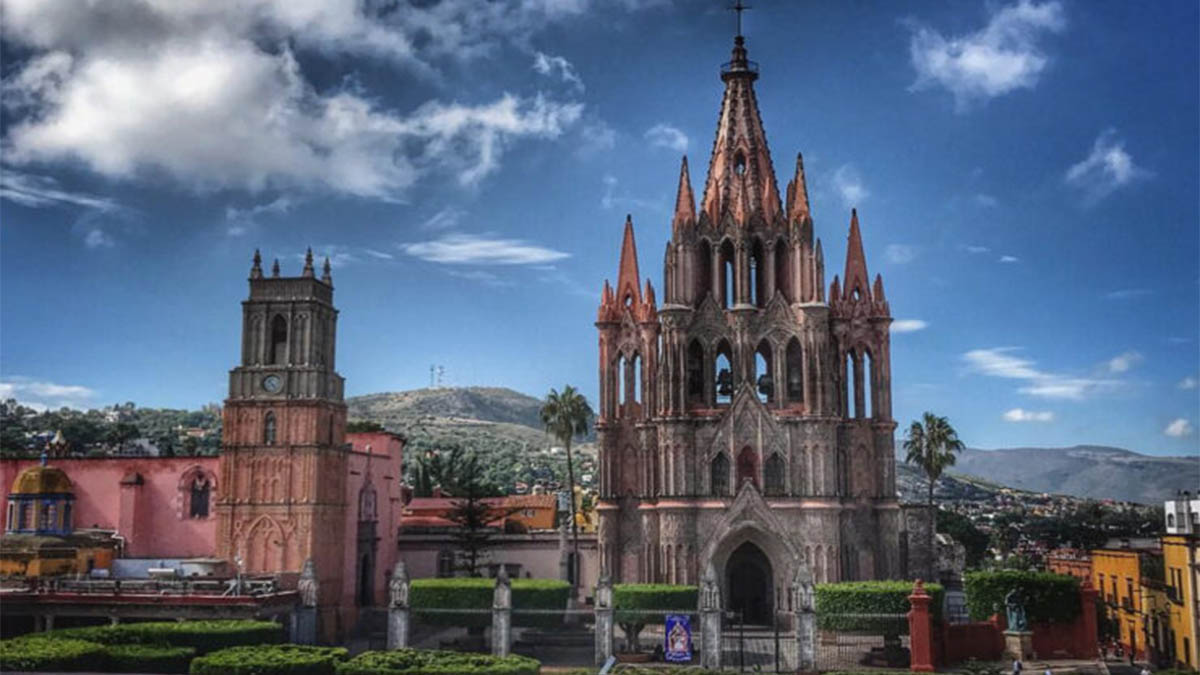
[[1065, 129, 1151, 203], [445, 268, 514, 287], [224, 196, 294, 236], [1104, 288, 1151, 300], [644, 124, 689, 153], [577, 121, 616, 157], [1179, 376, 1198, 390], [832, 164, 869, 209], [974, 193, 998, 207], [1164, 418, 1194, 438], [885, 244, 917, 264], [962, 347, 1116, 400], [907, 0, 1066, 111], [1003, 408, 1055, 422], [0, 376, 97, 410], [0, 171, 119, 211], [892, 319, 928, 333], [402, 233, 569, 265], [364, 249, 394, 260], [600, 174, 659, 212], [533, 51, 584, 91], [1106, 350, 1143, 374], [83, 228, 114, 248], [999, 255, 1019, 263], [420, 206, 466, 231], [0, 1, 588, 201], [965, 245, 990, 254]]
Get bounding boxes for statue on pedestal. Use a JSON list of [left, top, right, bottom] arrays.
[[1004, 588, 1028, 632]]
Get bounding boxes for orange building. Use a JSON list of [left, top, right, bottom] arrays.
[[1047, 548, 1092, 583], [400, 493, 558, 533], [1092, 545, 1163, 661]]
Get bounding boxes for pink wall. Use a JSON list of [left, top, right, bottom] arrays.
[[1, 457, 220, 558], [341, 432, 404, 620]]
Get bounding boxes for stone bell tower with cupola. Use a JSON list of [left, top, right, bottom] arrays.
[[216, 248, 348, 632], [595, 26, 908, 612]]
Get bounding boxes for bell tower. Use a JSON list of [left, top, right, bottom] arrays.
[[216, 249, 348, 632]]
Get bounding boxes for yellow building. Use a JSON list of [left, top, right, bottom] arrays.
[[1163, 532, 1199, 669], [1092, 546, 1162, 661], [1, 461, 118, 577]]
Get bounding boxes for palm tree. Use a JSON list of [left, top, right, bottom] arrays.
[[540, 385, 593, 587], [903, 412, 965, 574]]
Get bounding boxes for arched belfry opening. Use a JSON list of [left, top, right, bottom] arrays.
[[727, 541, 773, 624], [696, 240, 713, 306], [687, 340, 705, 406], [269, 315, 288, 365], [719, 240, 736, 308]]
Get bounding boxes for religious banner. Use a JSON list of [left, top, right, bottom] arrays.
[[663, 613, 692, 663]]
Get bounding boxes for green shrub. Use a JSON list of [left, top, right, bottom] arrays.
[[815, 581, 945, 634], [105, 644, 196, 674], [411, 578, 570, 629], [964, 570, 1080, 624], [612, 584, 698, 653], [336, 648, 540, 675], [48, 619, 284, 654], [0, 636, 108, 672], [190, 645, 348, 675]]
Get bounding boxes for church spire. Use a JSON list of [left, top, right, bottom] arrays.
[[672, 156, 696, 232], [250, 249, 263, 279], [321, 257, 332, 284], [615, 214, 642, 306], [786, 152, 811, 226], [700, 35, 781, 227], [302, 247, 315, 277], [840, 209, 871, 303]]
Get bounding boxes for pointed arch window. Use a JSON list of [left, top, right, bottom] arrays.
[[714, 340, 734, 406], [264, 411, 277, 445], [754, 339, 774, 404], [687, 340, 705, 404], [710, 453, 730, 496], [785, 338, 804, 404], [764, 453, 785, 496], [269, 315, 288, 365], [719, 240, 736, 308], [750, 238, 765, 307], [697, 240, 713, 307], [774, 237, 790, 303], [190, 477, 211, 518], [737, 446, 758, 490], [359, 482, 378, 522]]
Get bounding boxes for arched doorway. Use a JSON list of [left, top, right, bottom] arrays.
[[726, 541, 773, 624]]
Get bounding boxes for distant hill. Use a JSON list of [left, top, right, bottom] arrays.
[[349, 387, 548, 430], [911, 445, 1198, 505]]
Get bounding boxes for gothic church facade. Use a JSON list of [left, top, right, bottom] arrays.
[[595, 35, 910, 621]]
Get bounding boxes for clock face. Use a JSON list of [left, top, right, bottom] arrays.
[[262, 375, 282, 393]]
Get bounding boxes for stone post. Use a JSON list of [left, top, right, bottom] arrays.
[[387, 561, 410, 650], [291, 558, 319, 645], [492, 567, 512, 658], [1078, 578, 1099, 658], [594, 574, 615, 665], [699, 563, 722, 670], [792, 565, 816, 672], [907, 579, 935, 672]]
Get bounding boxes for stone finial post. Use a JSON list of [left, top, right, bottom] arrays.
[[792, 564, 816, 672], [1078, 578, 1099, 658], [292, 558, 319, 645], [594, 573, 615, 664], [387, 560, 411, 649], [492, 567, 512, 657], [699, 562, 722, 670], [907, 579, 935, 672]]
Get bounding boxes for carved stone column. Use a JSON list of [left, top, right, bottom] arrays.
[[291, 558, 319, 645], [792, 565, 816, 672], [491, 567, 512, 657], [594, 574, 615, 665], [387, 561, 410, 649], [699, 563, 722, 670]]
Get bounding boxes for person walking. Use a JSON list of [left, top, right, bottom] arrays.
[[1012, 658, 1023, 675]]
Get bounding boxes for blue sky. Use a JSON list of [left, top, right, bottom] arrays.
[[1, 1, 1197, 456]]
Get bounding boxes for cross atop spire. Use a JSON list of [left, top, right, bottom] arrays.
[[730, 0, 751, 38]]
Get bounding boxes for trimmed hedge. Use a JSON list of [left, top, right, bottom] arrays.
[[612, 584, 698, 653], [964, 570, 1080, 624], [336, 649, 540, 675], [815, 581, 945, 634], [190, 645, 349, 675], [105, 644, 196, 674], [411, 578, 571, 628], [0, 636, 108, 672], [47, 619, 284, 654]]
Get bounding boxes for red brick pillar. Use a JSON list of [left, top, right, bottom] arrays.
[[1078, 579, 1099, 658], [908, 579, 935, 672]]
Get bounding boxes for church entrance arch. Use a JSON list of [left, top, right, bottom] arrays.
[[726, 541, 773, 624]]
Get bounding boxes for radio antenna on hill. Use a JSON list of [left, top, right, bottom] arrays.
[[429, 364, 445, 388]]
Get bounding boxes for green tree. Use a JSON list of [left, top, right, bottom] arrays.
[[903, 412, 965, 571], [444, 453, 508, 576], [936, 509, 989, 568], [540, 385, 592, 587]]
